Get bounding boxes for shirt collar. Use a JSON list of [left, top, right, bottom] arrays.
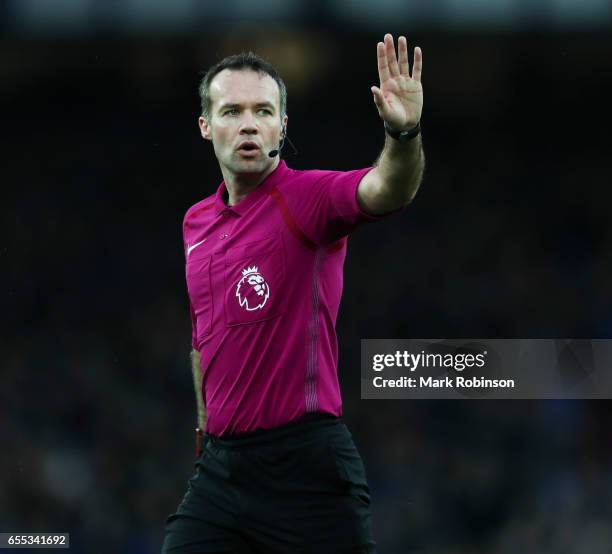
[[214, 160, 290, 216]]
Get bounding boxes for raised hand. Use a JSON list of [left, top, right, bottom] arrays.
[[371, 34, 423, 131]]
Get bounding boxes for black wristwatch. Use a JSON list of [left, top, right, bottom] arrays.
[[384, 121, 421, 142]]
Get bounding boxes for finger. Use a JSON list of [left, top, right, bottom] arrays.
[[371, 86, 387, 113], [377, 41, 390, 84], [398, 36, 410, 76], [385, 33, 400, 78], [412, 46, 423, 82]]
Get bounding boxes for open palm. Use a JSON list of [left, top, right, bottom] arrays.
[[371, 34, 423, 131]]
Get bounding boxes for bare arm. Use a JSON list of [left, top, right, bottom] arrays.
[[358, 34, 425, 215], [191, 349, 206, 431], [359, 131, 424, 214]]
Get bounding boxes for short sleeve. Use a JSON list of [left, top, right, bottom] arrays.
[[282, 166, 388, 245]]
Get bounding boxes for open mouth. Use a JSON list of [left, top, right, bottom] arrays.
[[237, 142, 260, 156]]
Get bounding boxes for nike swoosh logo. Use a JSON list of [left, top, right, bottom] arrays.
[[187, 239, 207, 256]]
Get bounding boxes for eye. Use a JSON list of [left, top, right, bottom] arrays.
[[258, 108, 272, 115], [224, 108, 239, 116]]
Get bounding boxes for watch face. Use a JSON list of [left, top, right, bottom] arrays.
[[400, 124, 420, 141]]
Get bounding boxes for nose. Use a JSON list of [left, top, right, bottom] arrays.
[[239, 110, 259, 135]]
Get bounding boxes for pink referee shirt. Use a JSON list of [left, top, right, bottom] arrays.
[[183, 160, 385, 437]]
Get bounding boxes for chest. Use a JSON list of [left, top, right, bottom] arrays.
[[184, 202, 297, 337]]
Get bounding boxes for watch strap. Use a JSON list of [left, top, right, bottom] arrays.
[[384, 121, 421, 141]]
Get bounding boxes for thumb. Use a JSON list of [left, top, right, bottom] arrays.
[[371, 86, 385, 110]]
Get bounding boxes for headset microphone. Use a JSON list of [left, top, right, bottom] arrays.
[[268, 126, 298, 158], [268, 127, 285, 158]]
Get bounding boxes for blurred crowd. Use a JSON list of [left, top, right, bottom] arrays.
[[3, 31, 612, 553]]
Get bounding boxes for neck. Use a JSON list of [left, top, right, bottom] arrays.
[[221, 158, 280, 207]]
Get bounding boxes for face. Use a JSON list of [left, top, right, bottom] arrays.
[[199, 69, 288, 175]]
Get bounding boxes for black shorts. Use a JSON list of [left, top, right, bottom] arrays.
[[161, 414, 377, 553]]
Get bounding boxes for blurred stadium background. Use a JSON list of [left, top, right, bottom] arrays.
[[2, 0, 612, 552]]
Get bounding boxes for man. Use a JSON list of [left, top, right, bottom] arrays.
[[162, 34, 424, 553]]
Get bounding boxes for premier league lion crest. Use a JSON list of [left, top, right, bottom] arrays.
[[235, 265, 270, 311]]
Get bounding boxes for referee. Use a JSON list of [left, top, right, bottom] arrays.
[[162, 33, 424, 554]]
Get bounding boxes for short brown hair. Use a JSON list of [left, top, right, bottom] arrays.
[[198, 51, 287, 122]]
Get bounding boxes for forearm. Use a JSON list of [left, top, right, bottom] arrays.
[[359, 129, 425, 215], [373, 130, 425, 206], [191, 349, 207, 430]]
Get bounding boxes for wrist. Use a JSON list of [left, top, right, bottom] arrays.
[[384, 120, 421, 142]]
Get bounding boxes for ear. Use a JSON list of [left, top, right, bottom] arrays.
[[198, 116, 212, 141], [281, 114, 288, 138]]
